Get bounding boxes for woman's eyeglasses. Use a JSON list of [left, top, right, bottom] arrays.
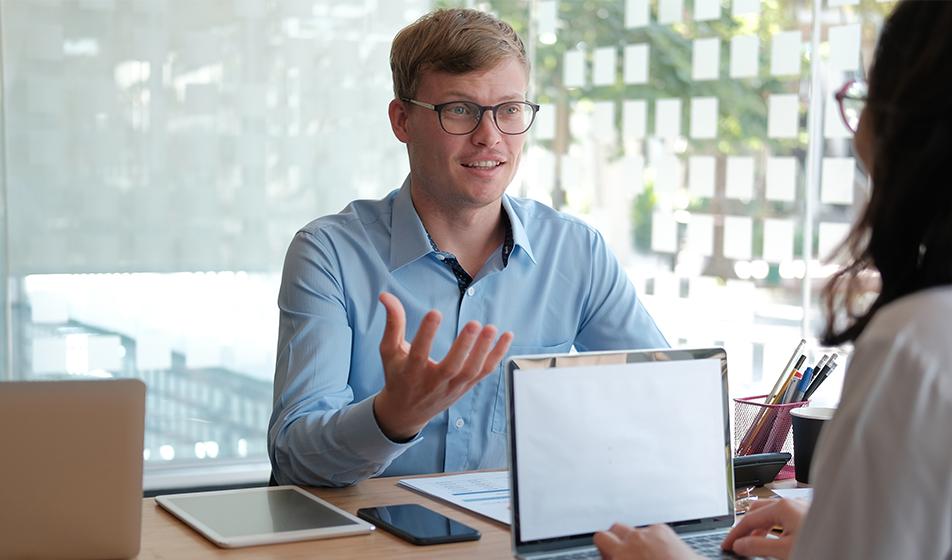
[[834, 79, 868, 134]]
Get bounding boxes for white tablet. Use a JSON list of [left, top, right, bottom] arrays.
[[155, 486, 374, 548]]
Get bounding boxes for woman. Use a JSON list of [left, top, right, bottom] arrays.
[[595, 1, 952, 558]]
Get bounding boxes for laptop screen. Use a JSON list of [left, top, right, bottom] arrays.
[[506, 348, 734, 550]]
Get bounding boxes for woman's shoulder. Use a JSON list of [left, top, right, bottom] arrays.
[[847, 287, 952, 399], [861, 286, 952, 346]]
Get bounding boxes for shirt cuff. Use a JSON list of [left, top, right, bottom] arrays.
[[338, 395, 423, 464]]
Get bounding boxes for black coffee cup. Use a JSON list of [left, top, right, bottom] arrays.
[[790, 407, 836, 484]]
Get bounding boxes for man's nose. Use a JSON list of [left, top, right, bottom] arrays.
[[470, 110, 503, 147]]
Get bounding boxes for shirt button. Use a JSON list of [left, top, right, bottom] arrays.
[[455, 417, 465, 429], [437, 255, 445, 261], [466, 287, 475, 297]]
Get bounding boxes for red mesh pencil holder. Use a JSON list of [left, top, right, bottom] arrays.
[[734, 395, 809, 480]]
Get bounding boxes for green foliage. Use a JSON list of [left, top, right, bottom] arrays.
[[425, 0, 892, 279], [632, 183, 657, 251]]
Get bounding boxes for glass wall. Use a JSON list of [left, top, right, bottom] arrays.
[[1, 18, 8, 381], [513, 0, 892, 403], [0, 0, 893, 487], [0, 0, 427, 487]]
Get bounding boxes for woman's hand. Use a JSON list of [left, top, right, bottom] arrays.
[[594, 523, 702, 560], [721, 498, 809, 559]]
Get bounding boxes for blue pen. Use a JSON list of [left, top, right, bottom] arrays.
[[792, 366, 814, 403]]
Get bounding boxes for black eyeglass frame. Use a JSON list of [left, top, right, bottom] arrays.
[[401, 97, 541, 135], [833, 79, 868, 134]]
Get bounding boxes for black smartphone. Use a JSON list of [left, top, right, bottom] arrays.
[[356, 503, 481, 545]]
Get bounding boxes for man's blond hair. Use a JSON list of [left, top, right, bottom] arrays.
[[390, 8, 528, 100]]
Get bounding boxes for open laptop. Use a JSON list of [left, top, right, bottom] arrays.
[[506, 347, 739, 559], [0, 378, 146, 559]]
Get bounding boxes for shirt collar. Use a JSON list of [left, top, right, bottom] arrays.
[[389, 176, 434, 272], [501, 192, 536, 265], [388, 176, 537, 271]]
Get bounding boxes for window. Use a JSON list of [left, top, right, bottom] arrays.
[[0, 0, 893, 487], [508, 0, 890, 399]]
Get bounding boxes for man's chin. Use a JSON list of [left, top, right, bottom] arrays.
[[459, 182, 509, 207]]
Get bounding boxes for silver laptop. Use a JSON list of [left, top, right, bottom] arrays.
[[506, 348, 739, 560], [0, 379, 146, 559]]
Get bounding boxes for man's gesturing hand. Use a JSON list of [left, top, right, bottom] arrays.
[[373, 292, 514, 441]]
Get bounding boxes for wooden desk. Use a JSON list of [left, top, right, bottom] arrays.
[[138, 474, 804, 559], [139, 473, 511, 559]]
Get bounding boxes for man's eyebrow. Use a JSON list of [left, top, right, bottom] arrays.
[[440, 91, 528, 102]]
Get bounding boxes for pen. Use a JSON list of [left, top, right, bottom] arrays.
[[792, 354, 806, 376], [804, 361, 838, 400], [811, 354, 829, 378], [792, 367, 814, 403], [803, 353, 837, 398], [770, 356, 805, 404]]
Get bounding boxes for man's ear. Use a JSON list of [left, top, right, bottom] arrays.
[[389, 98, 411, 144]]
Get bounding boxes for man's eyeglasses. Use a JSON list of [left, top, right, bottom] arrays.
[[834, 79, 868, 134], [402, 98, 540, 135]]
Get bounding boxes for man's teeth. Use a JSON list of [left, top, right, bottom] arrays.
[[463, 161, 501, 168]]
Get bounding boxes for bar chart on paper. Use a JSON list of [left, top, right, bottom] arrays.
[[398, 471, 511, 524]]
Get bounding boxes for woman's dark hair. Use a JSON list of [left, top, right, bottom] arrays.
[[822, 0, 952, 346]]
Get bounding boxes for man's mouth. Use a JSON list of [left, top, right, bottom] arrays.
[[461, 160, 504, 169]]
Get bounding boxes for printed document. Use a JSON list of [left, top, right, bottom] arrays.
[[398, 471, 511, 525]]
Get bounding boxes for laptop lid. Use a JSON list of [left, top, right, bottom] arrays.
[[506, 348, 734, 556], [0, 378, 146, 559]]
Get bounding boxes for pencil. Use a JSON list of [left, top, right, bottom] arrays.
[[739, 341, 806, 454], [766, 339, 806, 403]]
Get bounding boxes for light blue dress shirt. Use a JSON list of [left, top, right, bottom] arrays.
[[269, 179, 668, 487]]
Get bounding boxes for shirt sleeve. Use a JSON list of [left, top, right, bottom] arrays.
[[573, 228, 669, 351], [791, 335, 952, 559], [268, 230, 421, 487]]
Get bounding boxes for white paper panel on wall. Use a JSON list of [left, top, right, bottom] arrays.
[[725, 156, 755, 201], [655, 98, 683, 139], [723, 216, 753, 260], [692, 38, 720, 81], [624, 44, 649, 84], [821, 157, 856, 205], [730, 35, 759, 78], [763, 218, 795, 262], [625, 0, 650, 28], [651, 211, 679, 253]]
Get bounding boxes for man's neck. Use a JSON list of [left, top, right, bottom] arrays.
[[410, 186, 506, 276]]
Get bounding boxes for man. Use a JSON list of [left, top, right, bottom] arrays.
[[269, 8, 667, 487]]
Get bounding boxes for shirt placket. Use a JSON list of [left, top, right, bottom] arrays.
[[425, 223, 514, 472]]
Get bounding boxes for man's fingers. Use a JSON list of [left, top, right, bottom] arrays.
[[731, 535, 791, 558], [481, 331, 514, 374], [439, 321, 482, 375], [378, 292, 407, 355], [442, 328, 514, 399], [407, 310, 442, 368], [455, 325, 498, 379]]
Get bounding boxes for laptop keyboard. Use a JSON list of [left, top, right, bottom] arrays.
[[538, 549, 602, 560], [530, 534, 741, 560], [683, 532, 742, 559]]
